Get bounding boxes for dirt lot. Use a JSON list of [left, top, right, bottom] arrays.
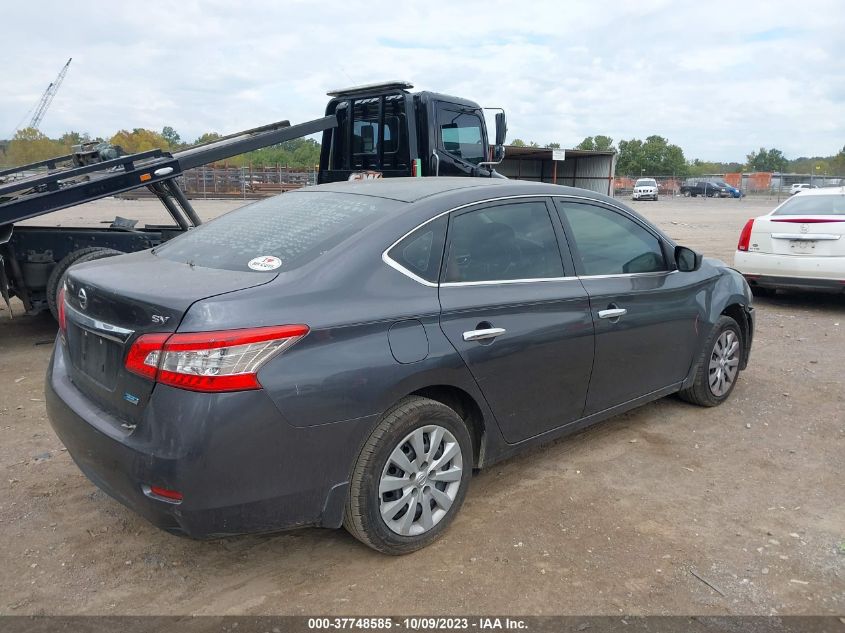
[[1, 195, 843, 616]]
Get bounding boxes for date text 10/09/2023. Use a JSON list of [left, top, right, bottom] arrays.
[[307, 618, 528, 630]]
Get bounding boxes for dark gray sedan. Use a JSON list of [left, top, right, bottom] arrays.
[[45, 178, 754, 554]]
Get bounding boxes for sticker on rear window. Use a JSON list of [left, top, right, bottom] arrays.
[[248, 255, 282, 271]]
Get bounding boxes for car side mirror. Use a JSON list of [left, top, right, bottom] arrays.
[[675, 245, 702, 272], [495, 112, 507, 146]]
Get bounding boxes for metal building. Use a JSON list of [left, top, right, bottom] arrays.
[[497, 146, 617, 196]]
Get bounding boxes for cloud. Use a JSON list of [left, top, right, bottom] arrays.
[[1, 0, 843, 161]]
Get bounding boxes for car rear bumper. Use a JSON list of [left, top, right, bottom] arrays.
[[45, 340, 377, 538], [734, 251, 845, 290], [743, 274, 845, 292]]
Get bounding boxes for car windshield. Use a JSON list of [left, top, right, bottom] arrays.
[[155, 192, 403, 272], [772, 194, 845, 216], [635, 179, 656, 186]]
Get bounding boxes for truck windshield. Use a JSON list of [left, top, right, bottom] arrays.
[[154, 192, 403, 272]]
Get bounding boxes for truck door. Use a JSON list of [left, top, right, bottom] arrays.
[[431, 101, 493, 178]]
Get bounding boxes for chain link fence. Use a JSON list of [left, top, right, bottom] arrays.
[[614, 173, 844, 201]]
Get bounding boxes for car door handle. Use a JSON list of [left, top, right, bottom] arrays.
[[598, 308, 627, 319], [462, 327, 506, 342]]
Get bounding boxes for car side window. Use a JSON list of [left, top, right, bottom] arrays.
[[387, 215, 447, 284], [558, 202, 666, 276], [444, 201, 564, 283]]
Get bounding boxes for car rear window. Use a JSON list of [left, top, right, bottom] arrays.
[[773, 194, 845, 216], [155, 192, 402, 272]]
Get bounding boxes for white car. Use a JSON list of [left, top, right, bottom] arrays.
[[632, 178, 659, 201], [734, 187, 845, 294], [789, 183, 815, 195]]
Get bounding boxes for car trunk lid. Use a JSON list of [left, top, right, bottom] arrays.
[[749, 215, 845, 257], [62, 250, 276, 431]]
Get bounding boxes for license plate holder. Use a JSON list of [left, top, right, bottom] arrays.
[[69, 325, 120, 390], [789, 239, 817, 253]]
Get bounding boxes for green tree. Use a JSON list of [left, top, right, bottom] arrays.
[[193, 132, 222, 145], [58, 131, 89, 149], [546, 142, 561, 149], [109, 128, 170, 153], [576, 136, 596, 151], [229, 138, 321, 169], [746, 147, 788, 172], [688, 159, 744, 177], [161, 126, 182, 148], [616, 135, 687, 177], [510, 138, 527, 147], [4, 127, 65, 166], [828, 146, 845, 177], [576, 135, 615, 152]]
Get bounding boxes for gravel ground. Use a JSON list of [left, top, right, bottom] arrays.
[[1, 194, 843, 616]]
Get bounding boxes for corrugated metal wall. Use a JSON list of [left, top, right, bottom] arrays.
[[497, 151, 616, 195]]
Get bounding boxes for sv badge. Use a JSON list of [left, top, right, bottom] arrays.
[[151, 314, 171, 325]]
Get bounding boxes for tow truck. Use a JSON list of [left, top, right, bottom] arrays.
[[0, 81, 507, 318]]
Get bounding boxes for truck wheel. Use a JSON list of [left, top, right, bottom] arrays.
[[343, 396, 473, 555], [678, 316, 743, 407], [46, 247, 123, 320]]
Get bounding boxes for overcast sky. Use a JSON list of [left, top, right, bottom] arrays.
[[2, 0, 843, 162]]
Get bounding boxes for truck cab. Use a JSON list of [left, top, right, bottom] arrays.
[[317, 81, 507, 183]]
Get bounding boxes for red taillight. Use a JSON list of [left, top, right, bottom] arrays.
[[737, 219, 755, 251], [125, 333, 170, 380], [125, 325, 309, 393], [57, 286, 67, 333]]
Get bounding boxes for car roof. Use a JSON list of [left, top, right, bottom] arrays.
[[298, 177, 616, 205], [793, 186, 844, 196]]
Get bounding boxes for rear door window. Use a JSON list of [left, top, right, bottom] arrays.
[[444, 200, 565, 283], [155, 192, 402, 272]]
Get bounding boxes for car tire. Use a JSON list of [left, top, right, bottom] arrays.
[[750, 285, 774, 298], [343, 396, 473, 555], [678, 315, 743, 407], [46, 247, 124, 320]]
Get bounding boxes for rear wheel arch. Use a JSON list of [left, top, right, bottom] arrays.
[[409, 385, 486, 468]]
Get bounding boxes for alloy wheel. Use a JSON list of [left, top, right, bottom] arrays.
[[378, 425, 463, 536]]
